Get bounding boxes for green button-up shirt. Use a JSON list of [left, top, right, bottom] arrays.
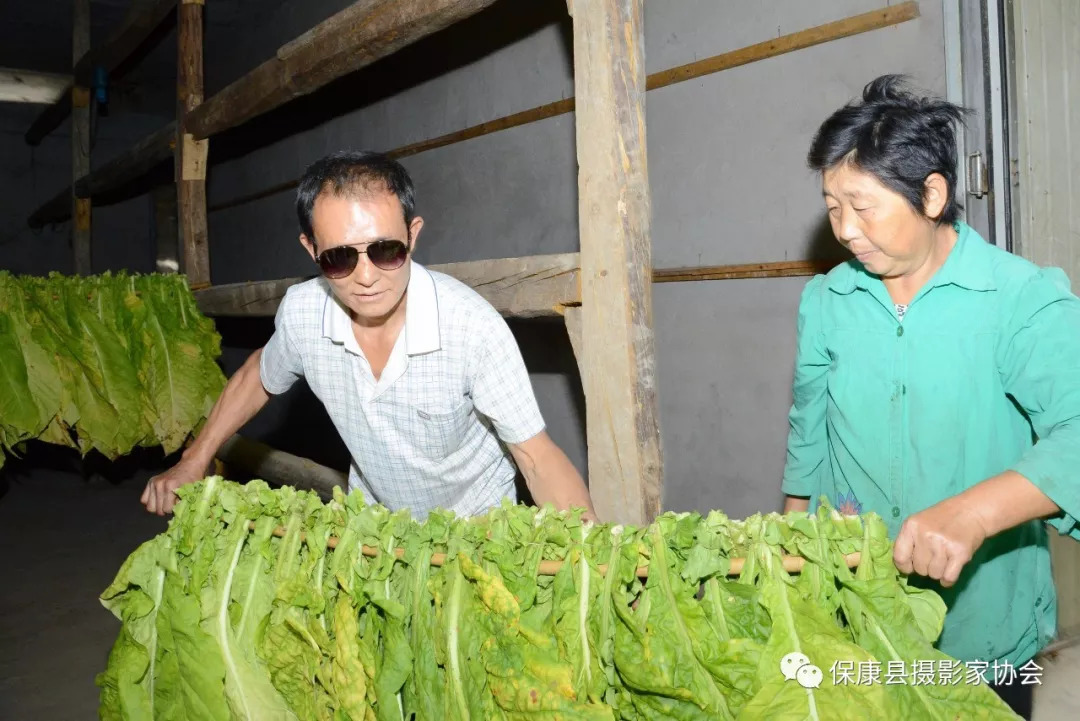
[[782, 221, 1080, 667]]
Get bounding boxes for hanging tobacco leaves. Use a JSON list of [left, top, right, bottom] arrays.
[[98, 479, 1022, 720], [0, 271, 225, 468]]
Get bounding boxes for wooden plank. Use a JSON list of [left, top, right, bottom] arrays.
[[185, 0, 500, 140], [653, 258, 842, 283], [207, 2, 919, 213], [573, 0, 662, 526], [191, 255, 842, 317], [431, 252, 580, 317], [646, 1, 919, 91], [216, 434, 348, 499], [0, 68, 71, 104], [24, 0, 178, 145], [193, 252, 582, 318], [72, 0, 92, 276], [28, 122, 176, 228], [177, 0, 210, 286], [193, 276, 309, 317]]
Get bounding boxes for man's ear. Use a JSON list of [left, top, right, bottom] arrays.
[[407, 216, 424, 251], [300, 233, 317, 262]]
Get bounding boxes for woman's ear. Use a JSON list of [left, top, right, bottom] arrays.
[[922, 173, 950, 220]]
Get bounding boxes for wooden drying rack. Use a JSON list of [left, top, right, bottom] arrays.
[[252, 521, 863, 579]]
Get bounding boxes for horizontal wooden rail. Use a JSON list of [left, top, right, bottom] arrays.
[[28, 122, 177, 228], [208, 1, 919, 213]]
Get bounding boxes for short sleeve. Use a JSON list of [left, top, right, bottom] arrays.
[[467, 307, 546, 445], [781, 275, 831, 498], [259, 288, 306, 395]]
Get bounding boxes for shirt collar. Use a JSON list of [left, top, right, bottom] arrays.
[[321, 259, 442, 356], [825, 221, 997, 295]]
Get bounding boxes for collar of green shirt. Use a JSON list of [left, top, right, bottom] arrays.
[[824, 221, 998, 298]]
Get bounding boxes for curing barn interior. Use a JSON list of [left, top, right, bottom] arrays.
[[1, 1, 1079, 719]]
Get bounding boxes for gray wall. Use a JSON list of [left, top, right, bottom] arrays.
[[203, 0, 947, 519], [0, 104, 167, 276]]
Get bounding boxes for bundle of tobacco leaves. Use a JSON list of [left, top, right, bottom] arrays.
[[0, 271, 225, 468], [97, 478, 1019, 720]]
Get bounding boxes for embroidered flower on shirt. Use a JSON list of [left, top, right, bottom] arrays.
[[836, 490, 863, 516]]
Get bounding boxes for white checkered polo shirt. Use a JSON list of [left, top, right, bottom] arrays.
[[259, 260, 546, 520]]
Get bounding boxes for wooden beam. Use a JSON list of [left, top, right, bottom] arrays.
[[205, 1, 920, 214], [177, 0, 210, 286], [72, 0, 92, 276], [193, 252, 582, 318], [191, 255, 843, 317], [24, 0, 177, 145], [0, 68, 71, 104], [28, 122, 176, 228], [184, 0, 500, 140], [216, 434, 348, 498], [573, 0, 662, 526]]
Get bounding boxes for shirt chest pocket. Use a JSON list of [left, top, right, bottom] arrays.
[[381, 396, 473, 460]]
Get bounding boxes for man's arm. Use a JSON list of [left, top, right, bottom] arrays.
[[508, 431, 598, 522], [141, 348, 272, 515]]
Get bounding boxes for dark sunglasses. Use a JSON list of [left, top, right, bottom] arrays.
[[314, 239, 410, 279]]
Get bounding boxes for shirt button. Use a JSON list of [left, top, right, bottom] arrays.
[[891, 506, 901, 518], [1036, 596, 1043, 606], [896, 326, 904, 337]]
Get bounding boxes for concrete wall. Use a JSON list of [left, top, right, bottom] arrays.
[[203, 0, 947, 519]]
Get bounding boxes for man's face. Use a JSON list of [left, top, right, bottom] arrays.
[[302, 189, 423, 324]]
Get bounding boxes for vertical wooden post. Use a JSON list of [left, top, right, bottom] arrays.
[[177, 0, 210, 287], [570, 0, 663, 525], [72, 0, 92, 275]]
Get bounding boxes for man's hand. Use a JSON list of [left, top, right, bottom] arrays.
[[892, 496, 990, 587], [141, 457, 212, 516]]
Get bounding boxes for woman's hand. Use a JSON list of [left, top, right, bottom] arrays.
[[892, 496, 991, 587], [893, 471, 1061, 587]]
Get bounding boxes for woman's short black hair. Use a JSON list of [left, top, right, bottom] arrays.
[[807, 74, 969, 224], [296, 150, 416, 246]]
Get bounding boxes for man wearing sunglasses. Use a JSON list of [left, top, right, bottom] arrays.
[[142, 150, 598, 523]]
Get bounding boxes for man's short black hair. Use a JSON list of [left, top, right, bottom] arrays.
[[296, 150, 416, 246], [807, 74, 969, 224]]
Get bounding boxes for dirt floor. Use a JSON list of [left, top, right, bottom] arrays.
[[1, 457, 1077, 720]]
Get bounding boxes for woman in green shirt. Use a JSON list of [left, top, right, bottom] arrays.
[[781, 75, 1080, 720]]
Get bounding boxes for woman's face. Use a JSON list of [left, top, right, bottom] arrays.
[[822, 162, 939, 278]]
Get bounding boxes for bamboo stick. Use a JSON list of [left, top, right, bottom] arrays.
[[250, 521, 861, 578]]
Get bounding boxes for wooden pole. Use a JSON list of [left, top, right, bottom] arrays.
[[572, 0, 663, 526], [72, 0, 91, 275], [177, 0, 210, 287]]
